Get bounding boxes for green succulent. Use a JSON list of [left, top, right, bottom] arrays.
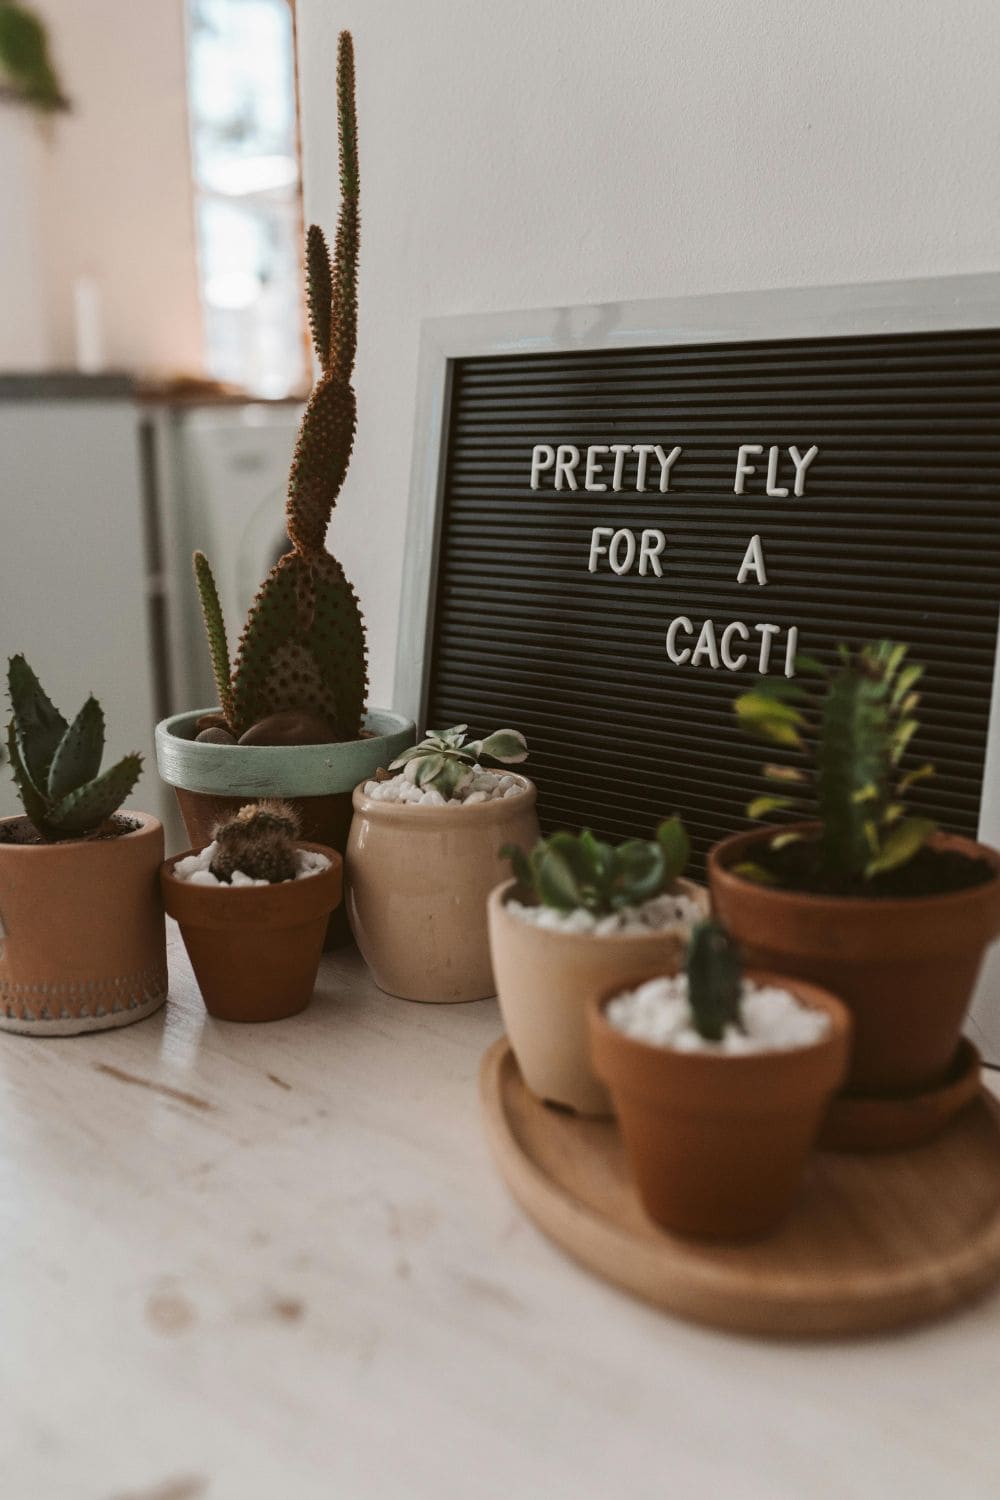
[[502, 817, 690, 917], [735, 639, 936, 884], [5, 655, 141, 839], [389, 725, 528, 799], [0, 4, 70, 113], [686, 920, 743, 1041]]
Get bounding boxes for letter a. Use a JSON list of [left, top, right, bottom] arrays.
[[737, 533, 768, 586]]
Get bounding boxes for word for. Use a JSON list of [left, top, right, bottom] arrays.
[[666, 619, 799, 678], [530, 442, 820, 496]]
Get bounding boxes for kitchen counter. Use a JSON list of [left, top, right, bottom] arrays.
[[4, 925, 1000, 1499]]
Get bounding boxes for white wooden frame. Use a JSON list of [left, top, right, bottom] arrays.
[[395, 274, 1000, 1052]]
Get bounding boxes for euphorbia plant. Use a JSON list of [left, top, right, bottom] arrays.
[[5, 655, 141, 838], [389, 725, 528, 799], [686, 919, 743, 1041], [735, 640, 937, 886], [503, 817, 690, 915]]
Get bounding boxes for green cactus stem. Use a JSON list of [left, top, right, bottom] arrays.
[[210, 800, 301, 884], [686, 920, 743, 1041], [194, 30, 368, 744]]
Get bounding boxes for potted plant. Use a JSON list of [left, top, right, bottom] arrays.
[[161, 801, 342, 1023], [154, 32, 413, 945], [0, 655, 167, 1034], [589, 921, 851, 1238], [710, 640, 1000, 1110], [488, 818, 707, 1115], [346, 725, 538, 1002]]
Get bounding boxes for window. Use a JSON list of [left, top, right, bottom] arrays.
[[185, 0, 306, 397]]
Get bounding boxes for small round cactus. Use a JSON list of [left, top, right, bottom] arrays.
[[209, 800, 302, 885]]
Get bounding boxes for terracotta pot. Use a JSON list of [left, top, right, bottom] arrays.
[[709, 825, 1000, 1096], [589, 972, 852, 1238], [0, 812, 167, 1036], [155, 707, 414, 949], [488, 877, 710, 1116], [161, 843, 343, 1022], [347, 777, 540, 1001]]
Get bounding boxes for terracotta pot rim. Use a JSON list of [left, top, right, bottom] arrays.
[[352, 773, 536, 823], [161, 841, 342, 925], [589, 969, 852, 1072], [0, 809, 161, 854], [710, 823, 1000, 915], [487, 877, 705, 947]]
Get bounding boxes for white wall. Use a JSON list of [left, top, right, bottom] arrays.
[[28, 0, 203, 376], [296, 0, 1000, 708]]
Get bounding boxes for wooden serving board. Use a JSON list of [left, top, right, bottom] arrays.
[[480, 1039, 1000, 1338]]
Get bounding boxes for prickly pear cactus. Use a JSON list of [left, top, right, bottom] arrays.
[[194, 30, 368, 743]]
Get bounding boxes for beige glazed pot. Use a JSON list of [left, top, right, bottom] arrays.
[[346, 776, 540, 1001], [0, 812, 168, 1035], [488, 877, 710, 1116]]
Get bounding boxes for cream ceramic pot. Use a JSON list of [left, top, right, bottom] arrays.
[[346, 775, 540, 1002], [488, 877, 710, 1116], [0, 812, 167, 1035]]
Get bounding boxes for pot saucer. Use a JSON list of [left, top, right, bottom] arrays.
[[820, 1038, 982, 1153]]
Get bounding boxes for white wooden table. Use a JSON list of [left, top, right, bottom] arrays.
[[4, 925, 1000, 1500]]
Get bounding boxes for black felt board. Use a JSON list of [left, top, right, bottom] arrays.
[[423, 330, 1000, 874]]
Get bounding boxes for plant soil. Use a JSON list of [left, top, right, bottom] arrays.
[[748, 835, 995, 899], [0, 814, 140, 846]]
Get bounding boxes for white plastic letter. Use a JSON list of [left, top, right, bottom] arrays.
[[734, 444, 763, 495], [765, 446, 789, 498], [737, 534, 768, 586], [530, 444, 555, 490], [608, 529, 637, 575], [666, 616, 693, 664], [654, 444, 683, 493], [784, 625, 799, 678], [755, 622, 781, 674], [584, 445, 609, 492], [609, 443, 632, 491], [721, 621, 750, 671], [789, 445, 819, 497], [638, 529, 667, 577], [588, 526, 614, 573], [634, 444, 657, 492], [554, 444, 580, 491], [691, 618, 720, 669]]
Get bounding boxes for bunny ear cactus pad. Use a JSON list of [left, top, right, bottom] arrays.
[[6, 654, 141, 839], [194, 30, 368, 743]]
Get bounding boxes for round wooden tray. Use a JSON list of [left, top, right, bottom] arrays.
[[480, 1039, 1000, 1338]]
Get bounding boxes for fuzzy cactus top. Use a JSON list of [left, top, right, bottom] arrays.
[[209, 800, 301, 885]]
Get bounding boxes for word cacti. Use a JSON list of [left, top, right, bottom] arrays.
[[5, 655, 141, 839], [686, 920, 743, 1042], [503, 817, 690, 916], [735, 639, 937, 883], [389, 724, 528, 800], [210, 800, 301, 885], [193, 30, 367, 746]]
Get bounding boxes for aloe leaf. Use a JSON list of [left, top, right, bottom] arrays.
[[865, 816, 936, 878], [47, 696, 104, 802], [655, 816, 690, 882], [6, 717, 49, 831], [7, 654, 67, 794], [46, 753, 142, 835]]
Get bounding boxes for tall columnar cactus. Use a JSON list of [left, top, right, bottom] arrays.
[[194, 30, 368, 744], [686, 920, 744, 1042], [5, 655, 141, 839], [735, 639, 936, 882]]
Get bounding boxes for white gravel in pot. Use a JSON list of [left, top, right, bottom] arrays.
[[173, 842, 331, 888], [506, 889, 703, 936], [362, 769, 524, 806], [606, 974, 830, 1055]]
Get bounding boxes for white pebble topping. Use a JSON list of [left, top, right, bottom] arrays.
[[506, 890, 703, 936], [173, 841, 331, 887], [362, 769, 522, 807], [606, 974, 830, 1054]]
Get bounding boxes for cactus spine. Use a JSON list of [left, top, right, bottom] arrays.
[[194, 30, 368, 743], [210, 800, 301, 884]]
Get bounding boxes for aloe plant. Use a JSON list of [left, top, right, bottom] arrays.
[[503, 817, 690, 916], [389, 725, 528, 800], [194, 31, 367, 743], [735, 639, 936, 884], [5, 655, 141, 839], [686, 920, 743, 1041]]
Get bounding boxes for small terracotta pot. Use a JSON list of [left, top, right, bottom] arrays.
[[0, 812, 167, 1035], [589, 972, 852, 1239], [161, 843, 343, 1022], [155, 707, 415, 949], [347, 777, 540, 1001], [488, 877, 710, 1116], [709, 825, 1000, 1096]]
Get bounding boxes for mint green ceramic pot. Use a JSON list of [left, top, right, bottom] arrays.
[[155, 707, 415, 947]]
